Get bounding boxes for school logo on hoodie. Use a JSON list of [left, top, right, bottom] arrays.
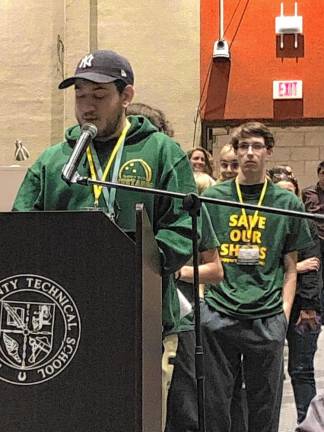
[[118, 159, 153, 188]]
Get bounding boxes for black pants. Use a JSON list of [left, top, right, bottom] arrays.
[[201, 303, 287, 432], [320, 239, 324, 323], [165, 330, 198, 432], [230, 361, 248, 432], [165, 306, 287, 432], [287, 304, 320, 424]]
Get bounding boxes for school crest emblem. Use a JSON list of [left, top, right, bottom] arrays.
[[0, 275, 81, 385]]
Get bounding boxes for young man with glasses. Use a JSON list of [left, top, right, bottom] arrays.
[[201, 122, 313, 432]]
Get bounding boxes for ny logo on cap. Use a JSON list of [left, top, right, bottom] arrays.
[[79, 54, 94, 69]]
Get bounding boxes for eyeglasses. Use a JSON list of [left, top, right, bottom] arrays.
[[237, 143, 266, 152], [220, 161, 239, 169]]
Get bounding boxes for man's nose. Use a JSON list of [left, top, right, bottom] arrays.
[[247, 145, 254, 155], [83, 105, 97, 117], [81, 97, 96, 112], [85, 101, 96, 111]]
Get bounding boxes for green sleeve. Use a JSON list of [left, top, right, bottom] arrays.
[[12, 162, 44, 211], [154, 151, 200, 275], [200, 204, 219, 252]]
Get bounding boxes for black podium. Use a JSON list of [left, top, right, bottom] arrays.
[[0, 206, 161, 432]]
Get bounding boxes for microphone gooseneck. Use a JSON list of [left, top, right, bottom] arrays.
[[61, 123, 98, 184]]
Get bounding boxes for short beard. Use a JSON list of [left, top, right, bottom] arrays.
[[99, 108, 123, 139]]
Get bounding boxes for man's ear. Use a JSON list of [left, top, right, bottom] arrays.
[[266, 147, 273, 157], [121, 85, 135, 108]]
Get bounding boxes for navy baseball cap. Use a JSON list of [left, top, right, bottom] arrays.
[[58, 50, 134, 89]]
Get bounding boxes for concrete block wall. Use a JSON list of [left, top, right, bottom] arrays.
[[0, 1, 200, 167], [212, 126, 324, 190], [62, 0, 94, 131], [0, 0, 64, 166], [96, 1, 200, 149]]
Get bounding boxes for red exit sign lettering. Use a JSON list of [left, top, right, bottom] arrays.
[[273, 80, 303, 99]]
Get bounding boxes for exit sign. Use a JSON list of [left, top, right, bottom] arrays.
[[273, 80, 303, 99]]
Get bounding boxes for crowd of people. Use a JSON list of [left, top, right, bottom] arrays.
[[12, 49, 323, 432]]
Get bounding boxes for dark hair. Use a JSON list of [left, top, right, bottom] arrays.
[[317, 161, 324, 174], [230, 122, 275, 150], [114, 79, 128, 95], [267, 166, 292, 179], [269, 168, 300, 196], [187, 147, 214, 177], [126, 102, 174, 137]]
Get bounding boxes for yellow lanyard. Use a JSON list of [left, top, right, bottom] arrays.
[[86, 119, 131, 206], [235, 177, 268, 240]]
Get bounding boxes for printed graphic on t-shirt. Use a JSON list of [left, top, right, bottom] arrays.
[[220, 213, 268, 265]]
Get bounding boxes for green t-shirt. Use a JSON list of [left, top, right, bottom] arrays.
[[176, 204, 220, 332], [13, 115, 200, 333], [203, 179, 313, 319]]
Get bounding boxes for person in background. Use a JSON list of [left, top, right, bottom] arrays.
[[193, 172, 216, 193], [269, 164, 294, 177], [187, 147, 214, 178], [165, 170, 223, 432], [123, 100, 202, 430], [125, 101, 221, 431], [201, 121, 313, 432], [268, 165, 295, 183], [126, 102, 174, 137], [217, 143, 239, 182], [270, 171, 322, 425], [302, 161, 324, 325], [295, 393, 324, 432]]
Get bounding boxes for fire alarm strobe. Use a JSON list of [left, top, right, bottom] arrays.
[[275, 2, 303, 49]]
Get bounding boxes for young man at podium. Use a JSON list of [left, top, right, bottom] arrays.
[[13, 49, 200, 353]]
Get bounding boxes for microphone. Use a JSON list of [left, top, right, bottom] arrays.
[[61, 123, 97, 184]]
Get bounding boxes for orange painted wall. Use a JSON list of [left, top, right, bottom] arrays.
[[201, 0, 324, 121]]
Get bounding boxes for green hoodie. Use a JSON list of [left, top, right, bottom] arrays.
[[13, 115, 199, 332]]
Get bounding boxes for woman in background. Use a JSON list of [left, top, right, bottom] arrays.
[[187, 147, 214, 178]]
